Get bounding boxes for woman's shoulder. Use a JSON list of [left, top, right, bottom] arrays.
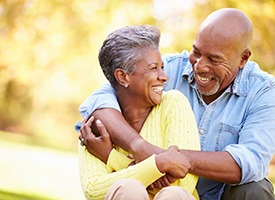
[[163, 90, 187, 99], [162, 90, 189, 105]]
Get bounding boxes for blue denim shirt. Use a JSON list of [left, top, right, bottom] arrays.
[[75, 50, 275, 200]]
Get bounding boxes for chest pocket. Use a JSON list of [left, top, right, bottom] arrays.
[[216, 122, 242, 151]]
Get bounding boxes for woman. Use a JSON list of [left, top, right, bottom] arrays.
[[77, 25, 200, 200]]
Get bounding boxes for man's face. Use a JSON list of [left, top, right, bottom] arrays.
[[189, 29, 242, 103]]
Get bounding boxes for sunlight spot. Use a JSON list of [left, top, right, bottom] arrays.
[[160, 32, 173, 48], [152, 0, 194, 20]]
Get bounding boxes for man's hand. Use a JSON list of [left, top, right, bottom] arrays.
[[156, 146, 191, 178], [79, 116, 113, 163], [147, 146, 190, 190]]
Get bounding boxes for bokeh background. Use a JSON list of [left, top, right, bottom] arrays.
[[0, 0, 274, 199]]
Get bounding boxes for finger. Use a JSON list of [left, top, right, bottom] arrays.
[[86, 115, 95, 126], [160, 175, 170, 186], [96, 119, 109, 139], [80, 116, 88, 139], [127, 154, 134, 159], [153, 180, 162, 189], [166, 174, 177, 184], [82, 116, 95, 137], [147, 184, 154, 190], [81, 116, 88, 124], [168, 145, 179, 151], [157, 177, 168, 187]]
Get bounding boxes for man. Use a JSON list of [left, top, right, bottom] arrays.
[[75, 8, 275, 200]]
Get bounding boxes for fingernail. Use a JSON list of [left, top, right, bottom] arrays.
[[96, 119, 102, 124]]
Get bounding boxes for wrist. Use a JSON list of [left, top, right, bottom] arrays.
[[155, 153, 166, 173], [130, 137, 148, 156]]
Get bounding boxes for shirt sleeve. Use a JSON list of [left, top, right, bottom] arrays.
[[224, 86, 275, 184], [79, 143, 164, 200], [74, 84, 121, 131]]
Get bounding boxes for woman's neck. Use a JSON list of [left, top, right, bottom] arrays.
[[117, 92, 152, 133]]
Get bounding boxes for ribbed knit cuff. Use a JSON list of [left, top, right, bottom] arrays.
[[106, 149, 133, 172]]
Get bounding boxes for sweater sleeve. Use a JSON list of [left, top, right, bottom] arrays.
[[162, 90, 200, 194], [106, 149, 133, 172], [78, 143, 164, 200]]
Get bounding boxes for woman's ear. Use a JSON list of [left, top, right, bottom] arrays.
[[239, 49, 251, 69], [114, 69, 130, 88]]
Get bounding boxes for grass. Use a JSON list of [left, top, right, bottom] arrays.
[[0, 131, 84, 200], [0, 131, 274, 199], [0, 189, 54, 200]]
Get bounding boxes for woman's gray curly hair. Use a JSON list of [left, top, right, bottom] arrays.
[[98, 25, 161, 88]]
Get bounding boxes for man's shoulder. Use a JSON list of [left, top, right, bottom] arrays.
[[237, 61, 275, 96], [162, 50, 190, 63], [245, 61, 275, 85]]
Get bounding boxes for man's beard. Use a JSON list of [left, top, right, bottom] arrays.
[[198, 80, 220, 96]]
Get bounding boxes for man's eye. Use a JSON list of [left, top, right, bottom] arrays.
[[192, 50, 200, 56], [209, 58, 219, 64]]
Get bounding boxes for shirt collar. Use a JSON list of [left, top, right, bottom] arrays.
[[182, 62, 252, 97]]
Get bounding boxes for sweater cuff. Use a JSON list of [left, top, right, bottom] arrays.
[[134, 154, 165, 187], [106, 149, 133, 172]]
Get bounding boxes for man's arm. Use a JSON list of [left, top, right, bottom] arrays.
[[180, 150, 241, 184], [75, 84, 162, 161], [90, 109, 241, 184], [92, 108, 164, 162]]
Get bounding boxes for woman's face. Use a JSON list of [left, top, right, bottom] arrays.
[[127, 48, 168, 107]]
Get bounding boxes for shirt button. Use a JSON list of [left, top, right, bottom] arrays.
[[199, 129, 204, 135]]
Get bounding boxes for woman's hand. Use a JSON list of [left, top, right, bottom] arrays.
[[79, 116, 113, 163]]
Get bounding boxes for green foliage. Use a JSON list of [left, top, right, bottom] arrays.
[[0, 0, 274, 151]]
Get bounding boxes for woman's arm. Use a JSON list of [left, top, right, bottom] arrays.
[[79, 145, 164, 199]]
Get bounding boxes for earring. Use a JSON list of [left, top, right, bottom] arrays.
[[125, 84, 128, 88]]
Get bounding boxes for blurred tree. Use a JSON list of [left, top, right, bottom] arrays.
[[189, 0, 275, 72], [0, 0, 274, 151]]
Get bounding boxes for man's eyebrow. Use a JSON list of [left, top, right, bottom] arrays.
[[209, 53, 224, 60], [192, 44, 198, 50], [193, 44, 223, 60]]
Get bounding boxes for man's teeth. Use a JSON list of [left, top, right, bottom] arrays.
[[152, 86, 163, 92], [198, 75, 210, 83]]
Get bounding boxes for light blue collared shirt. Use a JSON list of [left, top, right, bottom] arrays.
[[75, 50, 275, 200]]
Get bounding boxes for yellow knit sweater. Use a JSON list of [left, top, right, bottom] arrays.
[[79, 90, 200, 200]]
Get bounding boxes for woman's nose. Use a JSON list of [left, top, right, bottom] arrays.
[[158, 69, 168, 82]]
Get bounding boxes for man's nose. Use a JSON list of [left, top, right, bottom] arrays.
[[194, 57, 210, 73]]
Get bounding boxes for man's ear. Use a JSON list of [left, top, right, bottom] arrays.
[[239, 49, 251, 69], [114, 69, 130, 87]]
